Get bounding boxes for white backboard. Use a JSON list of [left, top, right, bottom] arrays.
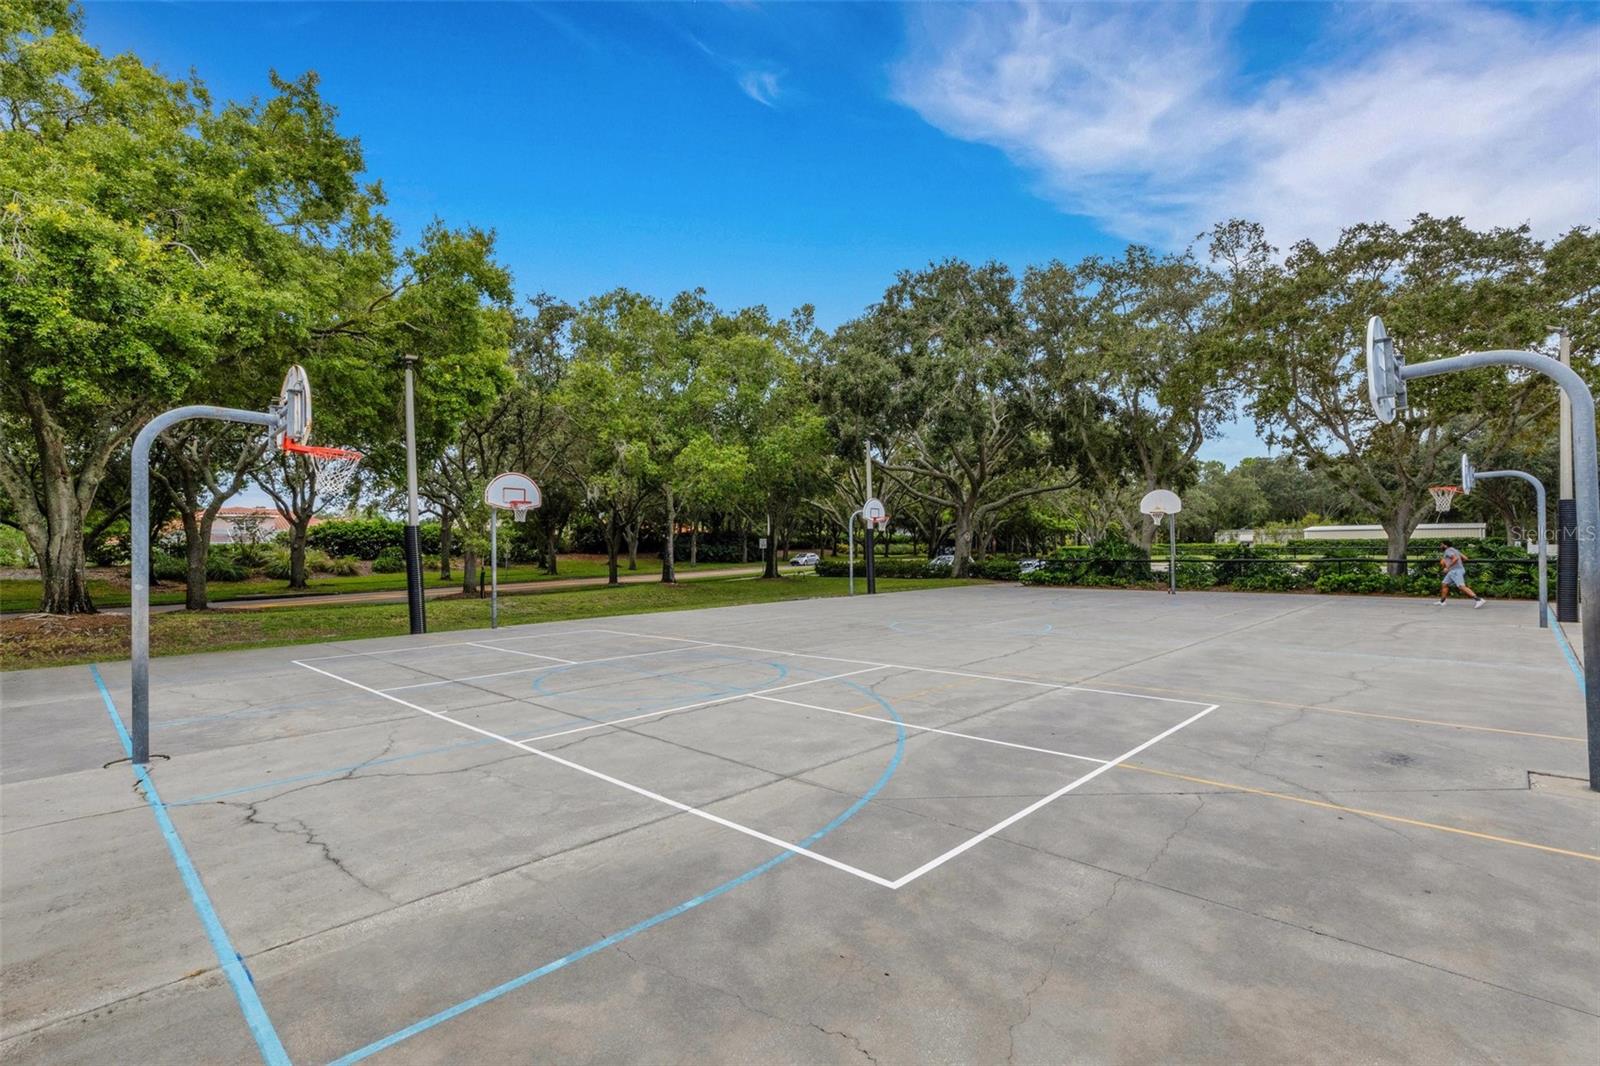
[[1140, 489, 1182, 517], [1366, 316, 1406, 425], [278, 365, 312, 446], [484, 471, 541, 511]]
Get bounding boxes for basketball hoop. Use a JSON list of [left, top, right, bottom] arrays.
[[281, 439, 364, 502], [1428, 485, 1461, 514], [509, 501, 534, 523]]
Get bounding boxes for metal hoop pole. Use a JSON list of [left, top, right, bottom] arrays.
[[131, 405, 282, 765], [1474, 469, 1548, 629], [490, 508, 499, 630], [848, 510, 859, 595], [1169, 513, 1177, 595], [1402, 350, 1598, 788]]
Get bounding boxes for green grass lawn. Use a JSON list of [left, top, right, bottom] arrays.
[[1, 573, 976, 670], [0, 557, 758, 612]]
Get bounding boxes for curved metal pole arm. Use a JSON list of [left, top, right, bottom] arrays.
[[1474, 469, 1548, 628], [1405, 350, 1595, 785], [130, 405, 284, 764]]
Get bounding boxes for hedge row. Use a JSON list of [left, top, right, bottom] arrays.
[[1023, 556, 1538, 598], [151, 544, 363, 583], [306, 518, 443, 560]]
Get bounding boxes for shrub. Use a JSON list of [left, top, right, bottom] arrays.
[[205, 554, 248, 582], [263, 549, 293, 581], [970, 557, 1022, 580], [307, 518, 442, 559], [1228, 562, 1312, 592], [1175, 561, 1217, 589], [321, 556, 363, 577], [232, 541, 273, 570], [88, 520, 131, 566], [372, 547, 407, 573], [151, 553, 188, 581], [0, 526, 35, 567], [1315, 570, 1400, 595]]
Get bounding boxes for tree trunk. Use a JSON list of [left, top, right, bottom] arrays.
[[0, 402, 113, 614], [1382, 503, 1416, 577], [762, 513, 778, 579], [182, 510, 209, 610], [661, 488, 677, 583], [741, 531, 748, 563], [41, 510, 95, 613], [438, 512, 453, 580], [544, 526, 559, 575], [625, 517, 639, 570], [462, 547, 480, 593], [689, 522, 698, 566], [605, 510, 621, 585], [951, 504, 976, 578], [288, 519, 312, 589]]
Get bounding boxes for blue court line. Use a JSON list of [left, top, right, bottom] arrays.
[[1552, 621, 1585, 694], [326, 678, 907, 1066], [171, 661, 797, 807], [90, 666, 290, 1066]]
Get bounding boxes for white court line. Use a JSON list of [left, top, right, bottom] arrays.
[[584, 628, 1213, 708], [887, 702, 1221, 888], [380, 643, 714, 693], [296, 626, 625, 663], [464, 642, 576, 664], [294, 658, 899, 888], [752, 694, 1106, 766], [513, 668, 887, 744]]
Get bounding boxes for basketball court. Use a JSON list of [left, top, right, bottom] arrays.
[[3, 584, 1596, 1063]]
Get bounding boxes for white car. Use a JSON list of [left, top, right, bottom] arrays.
[[790, 552, 820, 567], [930, 552, 955, 569], [1018, 558, 1046, 575]]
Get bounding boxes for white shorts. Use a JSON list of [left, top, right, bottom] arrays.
[[1443, 566, 1467, 587]]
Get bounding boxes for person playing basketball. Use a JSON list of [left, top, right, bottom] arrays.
[[1436, 541, 1485, 608]]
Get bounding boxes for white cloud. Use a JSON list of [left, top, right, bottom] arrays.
[[738, 69, 782, 107], [892, 1, 1600, 246]]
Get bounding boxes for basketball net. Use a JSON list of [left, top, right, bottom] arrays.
[[282, 439, 365, 504], [1428, 485, 1461, 514], [510, 501, 534, 523]]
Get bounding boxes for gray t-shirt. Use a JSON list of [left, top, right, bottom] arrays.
[[1442, 547, 1465, 571]]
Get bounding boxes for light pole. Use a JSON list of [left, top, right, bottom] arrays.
[[1556, 327, 1578, 623], [402, 353, 426, 635], [863, 442, 877, 595]]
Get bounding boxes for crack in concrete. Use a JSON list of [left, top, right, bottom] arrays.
[[1005, 874, 1127, 1063], [1139, 794, 1205, 880], [230, 798, 395, 902]]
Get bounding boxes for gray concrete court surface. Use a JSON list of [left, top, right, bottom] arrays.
[[2, 585, 1597, 1064]]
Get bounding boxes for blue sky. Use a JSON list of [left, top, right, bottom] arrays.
[[82, 1, 1599, 465]]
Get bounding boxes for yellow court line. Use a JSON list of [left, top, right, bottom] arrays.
[[984, 672, 1583, 744], [1124, 764, 1600, 863], [788, 665, 1597, 862]]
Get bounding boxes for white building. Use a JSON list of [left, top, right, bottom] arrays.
[[1216, 522, 1487, 544]]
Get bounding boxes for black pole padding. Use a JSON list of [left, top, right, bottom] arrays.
[[864, 526, 877, 594], [404, 523, 427, 634], [1558, 498, 1579, 623]]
